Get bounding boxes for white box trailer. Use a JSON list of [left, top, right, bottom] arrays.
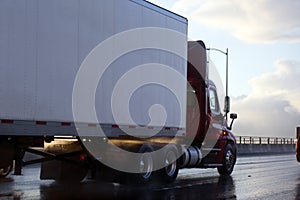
[[0, 0, 238, 185], [0, 0, 187, 136]]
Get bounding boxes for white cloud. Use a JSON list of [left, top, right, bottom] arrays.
[[172, 0, 300, 43], [232, 60, 300, 137]]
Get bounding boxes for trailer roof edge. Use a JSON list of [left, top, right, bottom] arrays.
[[130, 0, 188, 24]]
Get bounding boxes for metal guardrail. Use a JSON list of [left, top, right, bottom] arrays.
[[236, 136, 296, 145]]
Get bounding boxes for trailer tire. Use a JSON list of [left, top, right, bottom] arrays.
[[217, 144, 236, 176], [0, 138, 14, 178], [157, 146, 179, 183], [127, 144, 155, 185], [0, 161, 13, 178]]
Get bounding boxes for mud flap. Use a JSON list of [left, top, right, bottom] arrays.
[[40, 139, 87, 181]]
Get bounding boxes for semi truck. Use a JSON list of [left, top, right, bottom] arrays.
[[0, 0, 237, 185]]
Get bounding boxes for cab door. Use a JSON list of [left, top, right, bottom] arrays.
[[203, 85, 224, 150]]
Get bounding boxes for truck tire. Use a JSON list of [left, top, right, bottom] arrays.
[[0, 161, 13, 178], [157, 146, 179, 183], [0, 138, 14, 178], [217, 144, 236, 176], [129, 144, 155, 185]]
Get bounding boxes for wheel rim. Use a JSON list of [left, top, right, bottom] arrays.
[[0, 165, 12, 176], [139, 153, 153, 180], [165, 151, 177, 177], [225, 150, 234, 171]]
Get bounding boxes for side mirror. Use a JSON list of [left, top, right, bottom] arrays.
[[224, 96, 230, 114], [230, 113, 237, 120], [228, 113, 238, 130]]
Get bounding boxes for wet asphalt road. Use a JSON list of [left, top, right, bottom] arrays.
[[0, 153, 299, 200]]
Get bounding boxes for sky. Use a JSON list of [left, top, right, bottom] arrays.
[[148, 0, 300, 137]]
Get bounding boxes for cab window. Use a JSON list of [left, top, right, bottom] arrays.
[[209, 88, 220, 113]]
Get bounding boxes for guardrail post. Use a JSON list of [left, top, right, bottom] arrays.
[[250, 137, 252, 144], [259, 137, 261, 144]]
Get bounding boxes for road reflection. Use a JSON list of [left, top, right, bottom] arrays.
[[39, 175, 236, 200], [294, 175, 300, 200], [157, 176, 236, 200], [0, 177, 22, 200], [3, 155, 299, 199]]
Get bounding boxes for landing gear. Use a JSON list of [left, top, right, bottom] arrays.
[[218, 144, 236, 175]]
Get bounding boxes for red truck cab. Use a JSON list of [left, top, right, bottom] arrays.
[[186, 41, 237, 175]]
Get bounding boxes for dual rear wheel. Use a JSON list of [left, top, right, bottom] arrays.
[[132, 144, 179, 185], [157, 147, 179, 183]]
